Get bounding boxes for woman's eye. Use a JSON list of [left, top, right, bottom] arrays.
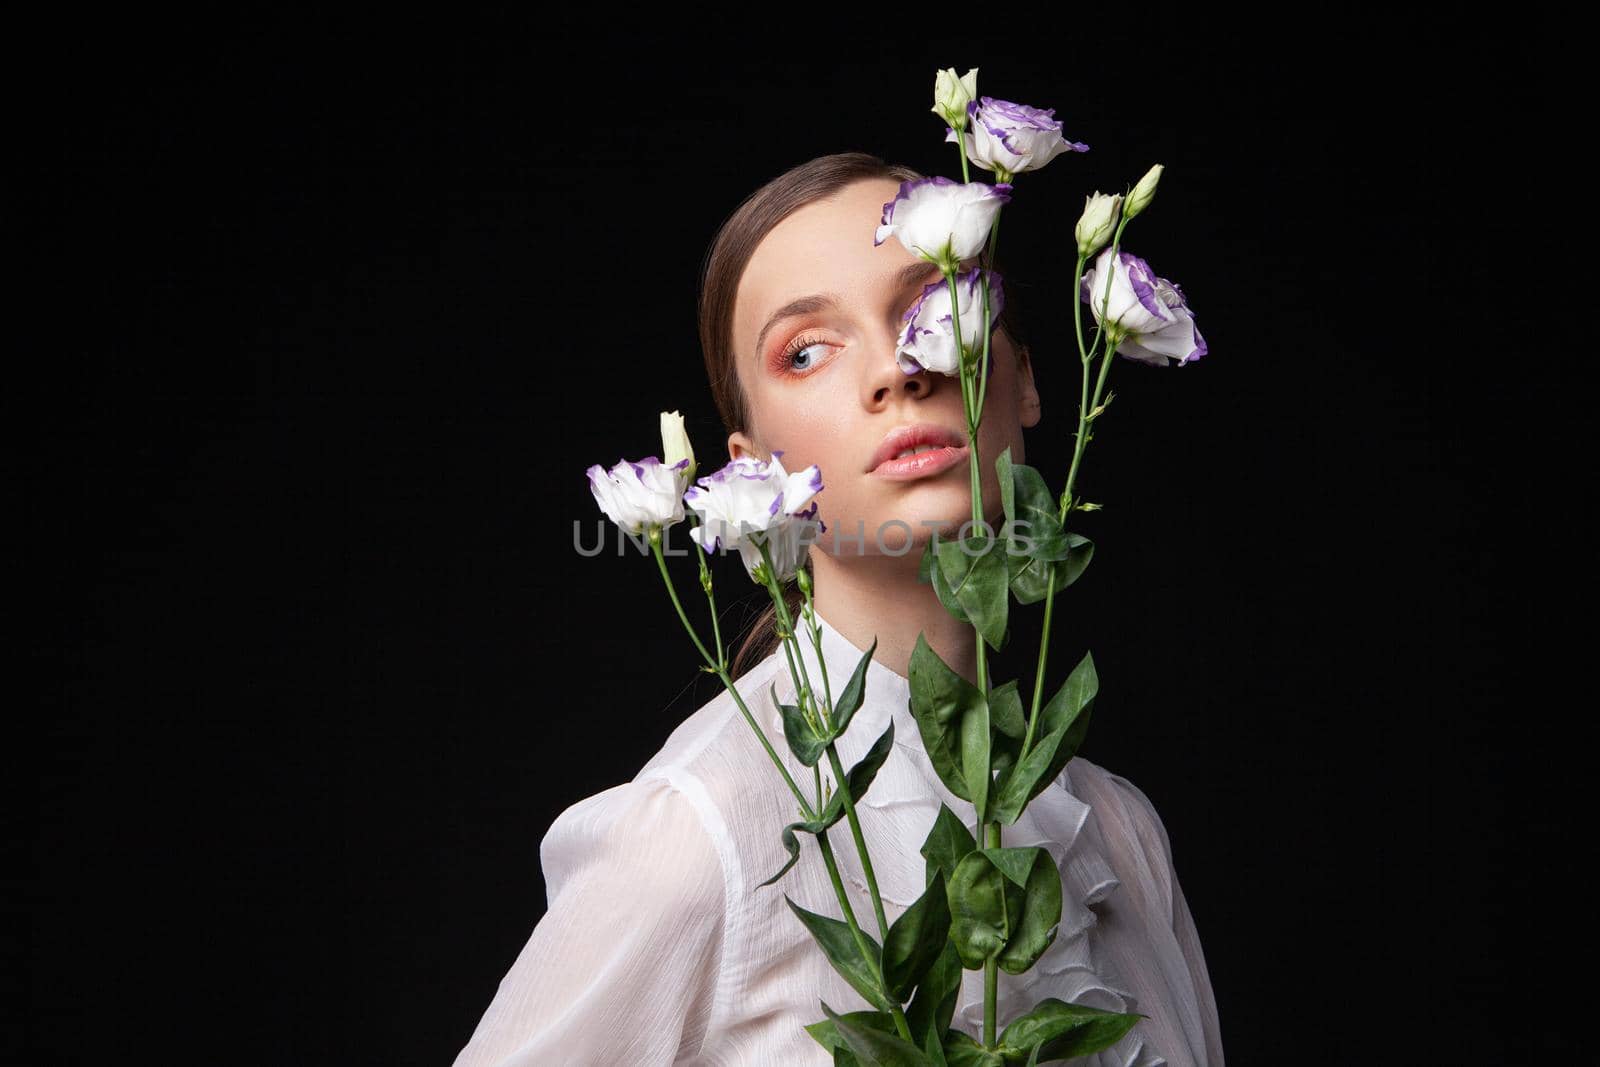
[[776, 334, 830, 375]]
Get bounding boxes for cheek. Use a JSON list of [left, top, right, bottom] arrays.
[[755, 394, 853, 478]]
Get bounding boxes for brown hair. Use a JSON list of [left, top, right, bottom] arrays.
[[697, 151, 1032, 679]]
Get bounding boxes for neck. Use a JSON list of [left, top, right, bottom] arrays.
[[807, 543, 978, 686]]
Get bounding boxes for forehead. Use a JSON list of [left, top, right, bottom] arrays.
[[733, 178, 908, 352]]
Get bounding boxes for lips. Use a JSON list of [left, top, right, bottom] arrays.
[[866, 423, 969, 473]]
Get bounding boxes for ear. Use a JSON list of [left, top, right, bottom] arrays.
[[727, 429, 763, 462], [1016, 345, 1041, 429]]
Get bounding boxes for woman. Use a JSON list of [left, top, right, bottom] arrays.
[[453, 152, 1225, 1065]]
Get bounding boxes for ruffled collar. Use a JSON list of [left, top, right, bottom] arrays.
[[763, 608, 1166, 1063]]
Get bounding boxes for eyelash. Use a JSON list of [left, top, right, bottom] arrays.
[[770, 287, 939, 377], [773, 331, 832, 376]]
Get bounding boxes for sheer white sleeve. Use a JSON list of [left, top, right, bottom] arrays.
[[1170, 860, 1225, 1066], [1107, 771, 1227, 1066], [452, 774, 726, 1067]]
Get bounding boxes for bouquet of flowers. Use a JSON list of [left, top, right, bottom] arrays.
[[586, 67, 1206, 1066]]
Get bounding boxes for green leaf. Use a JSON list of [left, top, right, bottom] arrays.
[[1007, 533, 1093, 606], [831, 637, 879, 737], [1027, 652, 1098, 805], [988, 680, 1026, 740], [941, 1028, 1005, 1066], [988, 720, 1072, 826], [786, 899, 892, 1012], [945, 850, 1059, 978], [982, 846, 1040, 890], [920, 803, 977, 889], [946, 850, 1023, 969], [883, 868, 952, 1002], [776, 682, 830, 768], [805, 1010, 898, 1056], [905, 939, 963, 1054], [987, 653, 1102, 828], [1005, 462, 1073, 562], [762, 809, 842, 887], [989, 726, 1022, 785], [926, 535, 972, 624], [959, 682, 992, 826], [763, 718, 896, 885], [819, 1001, 934, 1066], [818, 719, 897, 824], [996, 447, 1016, 527], [936, 535, 1009, 652], [908, 636, 984, 802], [995, 851, 1062, 976], [997, 998, 1143, 1061]]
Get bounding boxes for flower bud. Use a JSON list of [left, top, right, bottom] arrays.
[[660, 409, 696, 485], [931, 67, 979, 129], [1125, 163, 1164, 220], [1075, 191, 1121, 257]]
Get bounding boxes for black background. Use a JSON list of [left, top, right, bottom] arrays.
[[20, 11, 1565, 1065]]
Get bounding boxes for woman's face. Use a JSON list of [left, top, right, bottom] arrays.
[[728, 177, 1042, 561]]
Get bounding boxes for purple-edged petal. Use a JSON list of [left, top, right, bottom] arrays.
[[957, 96, 1090, 176]]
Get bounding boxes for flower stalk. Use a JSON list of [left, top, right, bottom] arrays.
[[585, 67, 1207, 1063]]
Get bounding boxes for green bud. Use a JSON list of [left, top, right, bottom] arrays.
[[931, 66, 979, 129], [1075, 191, 1122, 257], [1125, 163, 1164, 220]]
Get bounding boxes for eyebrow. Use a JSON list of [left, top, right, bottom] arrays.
[[753, 260, 947, 362]]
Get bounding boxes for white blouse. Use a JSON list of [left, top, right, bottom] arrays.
[[454, 610, 1225, 1066]]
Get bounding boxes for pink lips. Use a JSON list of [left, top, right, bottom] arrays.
[[870, 443, 969, 480], [867, 423, 970, 480]]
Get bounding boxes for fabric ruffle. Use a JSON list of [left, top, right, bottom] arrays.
[[767, 624, 1167, 1067]]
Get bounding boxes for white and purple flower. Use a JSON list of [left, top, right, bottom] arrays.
[[587, 455, 691, 535], [946, 96, 1089, 181], [1079, 248, 1207, 367], [896, 267, 1005, 378], [684, 451, 826, 583], [874, 176, 1011, 274]]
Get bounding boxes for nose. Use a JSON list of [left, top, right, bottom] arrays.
[[866, 330, 937, 406]]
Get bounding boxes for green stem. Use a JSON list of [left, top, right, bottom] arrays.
[[757, 542, 822, 733], [651, 525, 717, 667], [982, 821, 1001, 1047], [799, 580, 834, 718], [1020, 235, 1123, 760], [651, 531, 816, 819], [946, 255, 1005, 1053], [943, 268, 993, 706], [761, 550, 891, 944], [749, 545, 911, 1040], [694, 541, 726, 671], [814, 828, 916, 1043], [974, 213, 1000, 417], [654, 522, 912, 1039]]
